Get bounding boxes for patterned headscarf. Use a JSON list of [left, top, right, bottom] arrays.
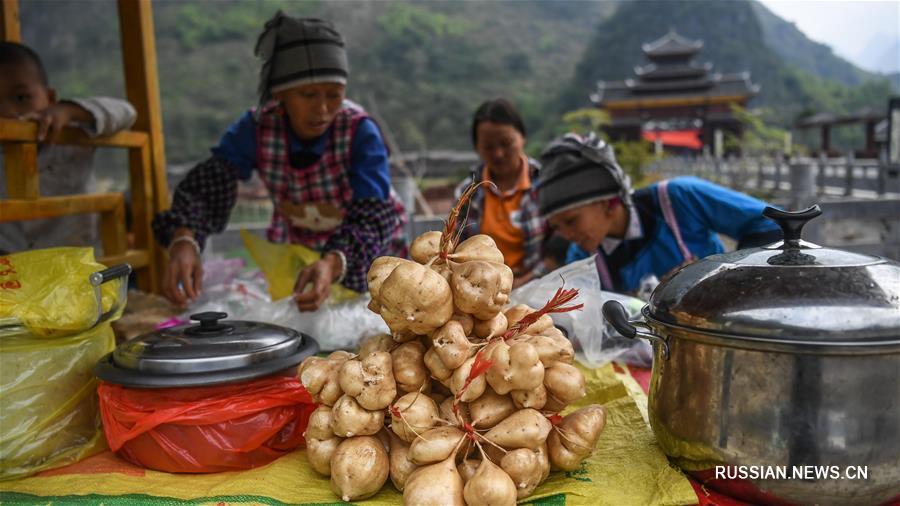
[[537, 132, 634, 217], [254, 12, 348, 116]]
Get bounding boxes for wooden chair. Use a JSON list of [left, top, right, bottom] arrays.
[[1, 0, 169, 293]]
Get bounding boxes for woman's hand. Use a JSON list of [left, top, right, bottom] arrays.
[[293, 252, 343, 312], [162, 229, 203, 307]]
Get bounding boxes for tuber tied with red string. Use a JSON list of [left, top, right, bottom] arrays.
[[298, 183, 607, 504]]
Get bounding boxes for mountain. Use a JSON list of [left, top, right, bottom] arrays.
[[749, 1, 874, 87], [856, 35, 900, 75], [888, 73, 900, 92], [16, 0, 896, 164], [19, 0, 615, 162]]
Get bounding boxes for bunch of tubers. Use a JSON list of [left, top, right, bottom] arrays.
[[300, 186, 607, 504]]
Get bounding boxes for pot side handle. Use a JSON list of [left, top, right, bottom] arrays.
[[602, 300, 670, 360], [88, 263, 132, 330]]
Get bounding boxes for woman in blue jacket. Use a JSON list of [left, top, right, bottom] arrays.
[[537, 133, 782, 294]]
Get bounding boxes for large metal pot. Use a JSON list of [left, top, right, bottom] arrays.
[[603, 206, 900, 506]]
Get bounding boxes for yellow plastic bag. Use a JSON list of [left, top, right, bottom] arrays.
[[0, 247, 124, 337], [0, 322, 115, 480], [240, 229, 358, 302]]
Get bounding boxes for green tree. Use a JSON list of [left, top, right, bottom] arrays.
[[612, 140, 655, 185], [727, 104, 790, 156], [560, 108, 610, 134]]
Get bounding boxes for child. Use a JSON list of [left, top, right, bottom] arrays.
[[153, 13, 407, 311], [0, 41, 136, 254], [537, 132, 782, 294], [456, 98, 547, 288]]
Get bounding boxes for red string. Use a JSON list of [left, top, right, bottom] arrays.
[[454, 350, 494, 402], [438, 181, 491, 259], [503, 286, 583, 340], [452, 349, 495, 432]]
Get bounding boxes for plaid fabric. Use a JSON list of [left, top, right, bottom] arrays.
[[256, 100, 358, 248], [456, 159, 548, 276], [257, 99, 407, 290], [154, 100, 407, 292], [152, 156, 239, 250], [324, 197, 407, 292], [379, 191, 409, 261]]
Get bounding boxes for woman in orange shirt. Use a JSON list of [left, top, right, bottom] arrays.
[[456, 98, 547, 288]]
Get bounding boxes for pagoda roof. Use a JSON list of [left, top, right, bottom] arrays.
[[642, 30, 703, 58], [634, 61, 712, 80], [592, 72, 759, 105], [627, 76, 714, 93]]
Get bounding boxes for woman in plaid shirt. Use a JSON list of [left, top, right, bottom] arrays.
[[456, 98, 548, 288], [153, 13, 406, 310]]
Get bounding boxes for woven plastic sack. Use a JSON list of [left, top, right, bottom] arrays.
[[240, 229, 358, 303], [97, 375, 317, 473], [0, 247, 124, 337], [0, 322, 115, 480]]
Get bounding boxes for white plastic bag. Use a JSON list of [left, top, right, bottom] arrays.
[[510, 255, 652, 367], [257, 296, 389, 351], [183, 261, 388, 351]]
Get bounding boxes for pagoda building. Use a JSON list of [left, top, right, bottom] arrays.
[[592, 30, 759, 153]]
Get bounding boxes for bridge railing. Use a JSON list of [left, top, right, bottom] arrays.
[[648, 155, 900, 259], [648, 154, 899, 199]]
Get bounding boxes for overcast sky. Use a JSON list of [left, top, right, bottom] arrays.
[[758, 0, 899, 73]]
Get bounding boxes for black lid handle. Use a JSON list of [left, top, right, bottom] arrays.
[[763, 205, 822, 249], [190, 312, 229, 333]]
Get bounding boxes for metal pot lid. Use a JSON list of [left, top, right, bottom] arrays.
[[648, 206, 900, 345], [94, 311, 319, 387]]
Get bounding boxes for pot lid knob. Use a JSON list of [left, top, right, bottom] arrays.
[[763, 205, 821, 250], [188, 311, 230, 334]]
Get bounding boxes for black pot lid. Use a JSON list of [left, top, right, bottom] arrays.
[[94, 312, 319, 387], [648, 206, 900, 345]]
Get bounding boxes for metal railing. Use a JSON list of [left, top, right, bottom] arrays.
[[649, 154, 899, 199], [648, 155, 900, 259]]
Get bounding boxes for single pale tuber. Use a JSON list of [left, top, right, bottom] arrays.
[[483, 409, 552, 450], [547, 405, 607, 471], [339, 351, 397, 410], [330, 436, 389, 502]]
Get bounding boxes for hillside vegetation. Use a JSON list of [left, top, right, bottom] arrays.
[[18, 0, 896, 165]]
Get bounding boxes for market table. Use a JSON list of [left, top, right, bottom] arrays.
[[0, 363, 749, 506]]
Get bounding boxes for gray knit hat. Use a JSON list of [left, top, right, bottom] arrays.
[[537, 132, 633, 217], [254, 12, 348, 110]]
